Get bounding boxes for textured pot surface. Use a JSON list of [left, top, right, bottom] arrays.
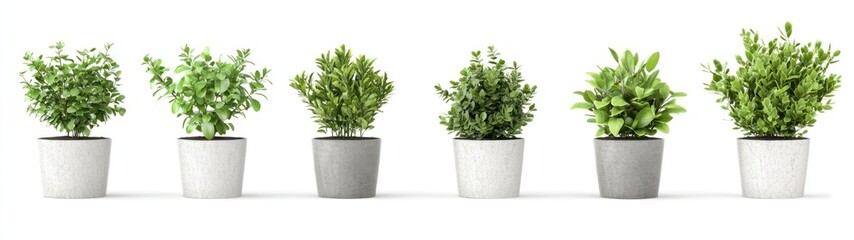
[[738, 138, 809, 199], [39, 137, 111, 198], [178, 137, 247, 199], [594, 138, 663, 199], [313, 138, 381, 199], [454, 138, 524, 199]]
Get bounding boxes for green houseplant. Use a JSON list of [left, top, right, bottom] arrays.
[[704, 22, 841, 198], [21, 41, 125, 198], [143, 46, 271, 198], [572, 48, 685, 199], [291, 45, 394, 198], [435, 46, 536, 198]]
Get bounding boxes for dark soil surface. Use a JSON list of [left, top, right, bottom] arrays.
[[315, 137, 379, 140], [180, 136, 245, 141], [40, 136, 107, 140]]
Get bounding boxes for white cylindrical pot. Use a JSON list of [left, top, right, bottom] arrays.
[[594, 138, 663, 199], [178, 137, 247, 199], [738, 138, 809, 199], [39, 137, 111, 198], [454, 138, 524, 199], [313, 138, 381, 199]]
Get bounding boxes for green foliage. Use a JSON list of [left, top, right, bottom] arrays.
[[21, 42, 126, 138], [290, 45, 394, 137], [436, 46, 536, 140], [143, 46, 271, 140], [704, 22, 841, 138], [573, 49, 686, 138]]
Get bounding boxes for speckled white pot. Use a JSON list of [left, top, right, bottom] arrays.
[[39, 137, 111, 198], [454, 138, 524, 199], [738, 138, 809, 199], [594, 138, 664, 199], [178, 137, 246, 199], [313, 138, 381, 199]]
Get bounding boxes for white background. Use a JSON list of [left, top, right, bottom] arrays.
[[1, 0, 852, 239]]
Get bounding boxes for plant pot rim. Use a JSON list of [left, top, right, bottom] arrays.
[[39, 136, 109, 141], [314, 137, 380, 141], [738, 137, 809, 141], [594, 137, 661, 141], [179, 136, 245, 141], [454, 137, 524, 141]]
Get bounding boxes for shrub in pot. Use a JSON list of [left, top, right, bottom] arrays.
[[21, 42, 126, 198], [572, 49, 686, 199], [143, 46, 271, 199], [291, 45, 394, 199], [704, 22, 841, 199], [435, 46, 536, 199]]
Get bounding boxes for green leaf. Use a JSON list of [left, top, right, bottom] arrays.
[[215, 109, 229, 120], [666, 105, 687, 113], [571, 102, 593, 110], [593, 100, 610, 109], [784, 22, 792, 37], [608, 118, 624, 136], [634, 107, 654, 128], [609, 48, 619, 63], [594, 110, 609, 124], [67, 106, 78, 113], [610, 96, 629, 107], [655, 122, 670, 133], [645, 52, 660, 71], [201, 122, 215, 139], [171, 100, 181, 114], [250, 98, 261, 112]]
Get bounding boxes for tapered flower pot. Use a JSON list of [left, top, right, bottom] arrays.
[[594, 138, 663, 199], [39, 137, 111, 198], [178, 137, 247, 199], [454, 138, 524, 199], [738, 138, 809, 199], [313, 137, 381, 198]]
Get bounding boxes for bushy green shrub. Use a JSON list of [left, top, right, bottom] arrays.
[[572, 49, 686, 138], [290, 45, 394, 138], [21, 42, 126, 138], [704, 22, 841, 138], [435, 46, 536, 140], [143, 46, 271, 140]]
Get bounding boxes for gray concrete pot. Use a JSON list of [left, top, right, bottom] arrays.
[[313, 137, 381, 199], [38, 137, 111, 198], [594, 138, 663, 199], [178, 137, 247, 199], [738, 138, 809, 199], [454, 138, 524, 199]]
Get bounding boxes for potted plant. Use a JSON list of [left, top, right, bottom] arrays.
[[572, 49, 686, 199], [21, 42, 126, 198], [290, 45, 394, 199], [435, 46, 536, 199], [704, 22, 841, 199], [143, 46, 271, 199]]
